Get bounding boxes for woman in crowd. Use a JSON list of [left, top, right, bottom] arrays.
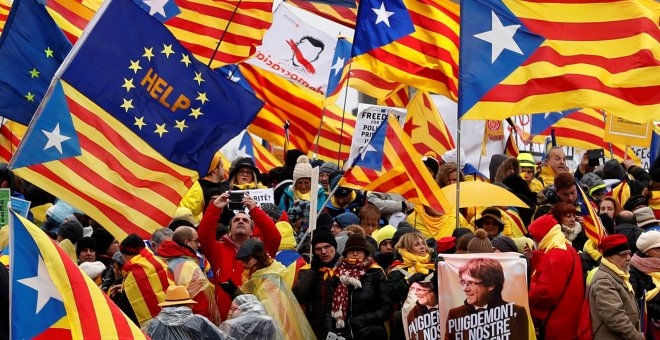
[[599, 196, 623, 221], [218, 157, 265, 225], [550, 202, 583, 244], [330, 234, 392, 339], [279, 155, 325, 212], [629, 230, 660, 339]]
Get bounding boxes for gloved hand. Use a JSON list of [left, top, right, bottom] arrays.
[[407, 273, 426, 285], [219, 279, 238, 295]]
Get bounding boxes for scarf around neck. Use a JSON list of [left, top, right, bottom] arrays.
[[294, 189, 311, 201], [538, 224, 569, 252], [396, 248, 435, 275], [602, 257, 633, 292], [631, 254, 660, 300], [331, 257, 375, 329]]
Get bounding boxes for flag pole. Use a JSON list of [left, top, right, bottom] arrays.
[[336, 60, 354, 167], [312, 107, 328, 158], [207, 0, 243, 67], [455, 120, 462, 228], [283, 120, 290, 152]]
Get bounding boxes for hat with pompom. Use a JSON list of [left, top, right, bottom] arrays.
[[293, 155, 313, 185]]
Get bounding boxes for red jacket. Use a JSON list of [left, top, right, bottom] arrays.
[[529, 246, 584, 340], [198, 204, 281, 319]]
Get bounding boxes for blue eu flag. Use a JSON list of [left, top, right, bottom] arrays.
[[60, 0, 264, 175], [0, 0, 72, 125]]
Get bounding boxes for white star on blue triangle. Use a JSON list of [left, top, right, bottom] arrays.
[[353, 118, 387, 170]]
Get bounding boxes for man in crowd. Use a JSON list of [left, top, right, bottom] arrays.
[[531, 146, 567, 193]]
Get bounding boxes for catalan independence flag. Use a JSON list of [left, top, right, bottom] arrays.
[[340, 115, 451, 213], [238, 131, 283, 173], [0, 121, 25, 163], [122, 247, 172, 326], [531, 109, 639, 162], [352, 0, 460, 99], [325, 37, 352, 105], [576, 180, 605, 245], [504, 132, 519, 158], [349, 61, 405, 100], [10, 210, 146, 339], [459, 0, 660, 122], [0, 0, 10, 34], [9, 0, 263, 241], [286, 0, 357, 28], [404, 91, 455, 157], [378, 85, 409, 108]]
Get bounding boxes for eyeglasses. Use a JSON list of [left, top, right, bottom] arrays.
[[237, 169, 253, 176], [410, 286, 431, 293], [314, 244, 334, 253], [459, 280, 484, 288], [188, 238, 200, 245]]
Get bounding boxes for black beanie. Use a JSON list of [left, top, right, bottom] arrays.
[[92, 227, 114, 255], [312, 227, 337, 249], [624, 195, 649, 211], [57, 220, 84, 244], [603, 159, 625, 180], [119, 234, 145, 255], [285, 149, 305, 168], [491, 236, 517, 253], [317, 212, 334, 230], [76, 236, 97, 257]]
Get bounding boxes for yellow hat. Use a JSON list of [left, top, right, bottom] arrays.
[[517, 152, 535, 168], [207, 150, 223, 175], [158, 285, 197, 307], [376, 225, 397, 246], [275, 221, 296, 251]]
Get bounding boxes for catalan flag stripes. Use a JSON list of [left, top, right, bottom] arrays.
[[531, 109, 639, 162], [404, 91, 455, 157], [286, 0, 357, 28], [463, 0, 660, 122], [576, 181, 605, 245], [504, 133, 519, 158], [0, 122, 24, 163], [13, 82, 196, 241], [353, 0, 460, 99], [0, 0, 10, 34], [348, 62, 405, 99], [122, 248, 172, 326], [378, 86, 409, 108], [45, 0, 95, 43], [11, 212, 146, 339], [250, 133, 283, 172], [240, 64, 355, 162]]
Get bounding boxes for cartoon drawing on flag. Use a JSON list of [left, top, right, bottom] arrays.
[[437, 253, 534, 340], [348, 104, 407, 165], [246, 4, 338, 95]]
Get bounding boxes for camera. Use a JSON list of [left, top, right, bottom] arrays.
[[586, 149, 605, 167], [227, 191, 245, 211]]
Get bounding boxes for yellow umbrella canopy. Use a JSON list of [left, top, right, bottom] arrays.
[[441, 181, 530, 209]]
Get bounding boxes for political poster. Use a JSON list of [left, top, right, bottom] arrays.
[[437, 253, 534, 340], [230, 188, 275, 206], [245, 4, 337, 95], [347, 104, 407, 167], [603, 113, 653, 147], [401, 272, 440, 340]]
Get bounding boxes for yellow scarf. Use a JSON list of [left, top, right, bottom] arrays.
[[294, 189, 311, 201], [583, 239, 602, 262], [646, 272, 660, 301], [407, 205, 463, 239], [233, 182, 257, 190], [538, 224, 569, 252], [331, 191, 356, 208], [601, 257, 633, 292], [396, 249, 435, 275]]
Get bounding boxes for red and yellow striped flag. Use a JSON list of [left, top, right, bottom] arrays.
[[353, 0, 459, 99], [44, 0, 273, 68], [0, 0, 11, 34], [577, 181, 605, 245], [531, 109, 640, 162], [122, 248, 173, 326], [340, 115, 451, 213], [286, 0, 357, 28], [504, 133, 519, 158], [404, 91, 455, 157], [0, 121, 25, 163], [378, 86, 410, 108], [240, 64, 355, 163], [348, 62, 405, 100]]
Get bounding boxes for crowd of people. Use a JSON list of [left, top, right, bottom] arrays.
[[1, 145, 660, 340]]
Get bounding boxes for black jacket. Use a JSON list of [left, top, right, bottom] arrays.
[[629, 261, 660, 319], [292, 255, 338, 340]]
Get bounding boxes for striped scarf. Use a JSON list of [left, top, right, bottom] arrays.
[[331, 258, 373, 329]]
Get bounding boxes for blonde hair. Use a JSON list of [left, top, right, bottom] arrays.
[[395, 232, 431, 253]]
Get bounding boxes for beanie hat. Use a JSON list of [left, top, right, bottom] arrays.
[[512, 237, 534, 254], [79, 261, 106, 279], [208, 149, 223, 175], [517, 152, 535, 168], [599, 234, 630, 257], [293, 155, 313, 185], [235, 238, 264, 261], [285, 149, 305, 168], [57, 220, 84, 244], [422, 152, 440, 177], [319, 162, 340, 177], [528, 214, 560, 244], [119, 234, 145, 255], [312, 227, 337, 249], [261, 203, 283, 223], [330, 174, 352, 197], [375, 225, 396, 246], [334, 212, 359, 228], [635, 207, 660, 229], [441, 148, 466, 168], [624, 195, 649, 211], [603, 159, 625, 180], [467, 229, 493, 253], [112, 251, 125, 267], [489, 154, 508, 181], [91, 227, 115, 255], [229, 157, 260, 182], [276, 221, 296, 251], [76, 236, 97, 257], [343, 233, 370, 256], [637, 230, 660, 253], [491, 236, 518, 253], [317, 212, 334, 230], [436, 236, 456, 254]]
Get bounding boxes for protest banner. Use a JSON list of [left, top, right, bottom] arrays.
[[229, 188, 275, 206], [604, 113, 653, 148], [347, 104, 407, 167], [436, 253, 534, 340]]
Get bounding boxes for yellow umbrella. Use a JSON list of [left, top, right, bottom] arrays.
[[441, 181, 530, 208]]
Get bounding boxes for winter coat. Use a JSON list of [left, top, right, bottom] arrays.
[[629, 263, 660, 320], [324, 191, 365, 218], [528, 245, 584, 339], [292, 254, 339, 340], [329, 266, 392, 340], [143, 306, 229, 340], [366, 192, 407, 221], [589, 264, 644, 340], [198, 204, 281, 319], [278, 185, 326, 212], [179, 179, 228, 223], [530, 165, 556, 193]]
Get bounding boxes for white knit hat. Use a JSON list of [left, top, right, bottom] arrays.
[[636, 230, 660, 253], [79, 261, 106, 279], [293, 155, 313, 184]]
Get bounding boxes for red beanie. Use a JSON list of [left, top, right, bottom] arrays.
[[598, 234, 630, 257], [436, 237, 456, 254], [528, 214, 559, 243]]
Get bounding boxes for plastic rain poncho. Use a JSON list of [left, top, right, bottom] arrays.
[[219, 295, 282, 340], [143, 306, 231, 340]]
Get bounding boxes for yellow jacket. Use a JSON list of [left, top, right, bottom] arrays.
[[179, 181, 204, 222], [406, 205, 467, 239], [530, 165, 555, 193]]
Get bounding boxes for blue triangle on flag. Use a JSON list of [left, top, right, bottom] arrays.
[[354, 117, 387, 170]]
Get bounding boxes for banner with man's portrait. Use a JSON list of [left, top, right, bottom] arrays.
[[437, 253, 535, 340]]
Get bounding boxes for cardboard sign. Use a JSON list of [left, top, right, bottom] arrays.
[[230, 188, 275, 206], [347, 104, 407, 166], [604, 113, 652, 147]]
